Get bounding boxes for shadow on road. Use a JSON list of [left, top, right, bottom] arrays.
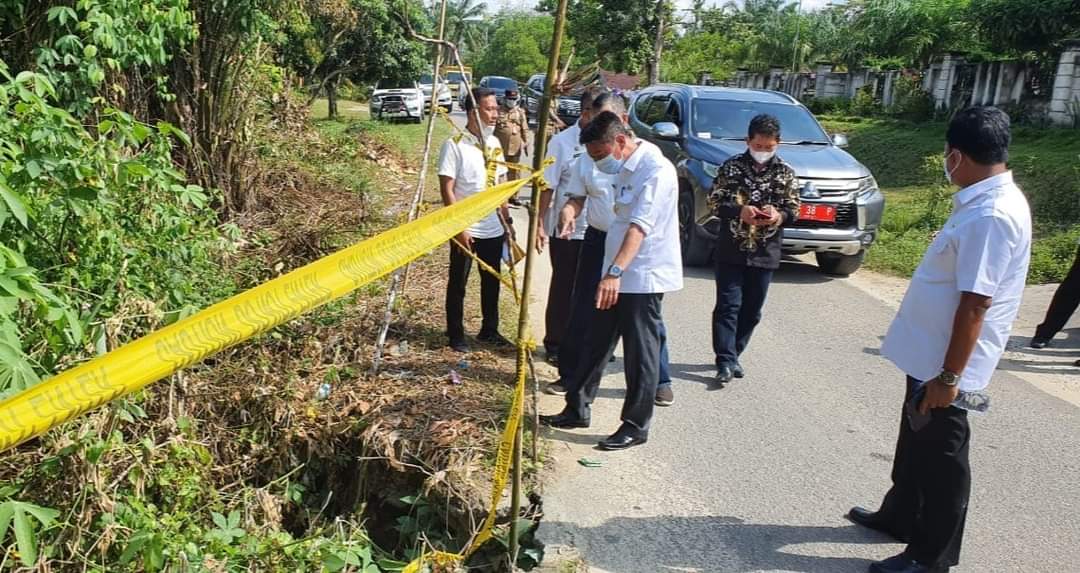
[[680, 259, 835, 285], [542, 515, 886, 572]]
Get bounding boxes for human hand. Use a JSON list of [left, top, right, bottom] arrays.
[[536, 225, 548, 254], [456, 231, 474, 251], [739, 205, 763, 225], [757, 205, 782, 226], [558, 213, 576, 239], [595, 276, 620, 310], [918, 378, 960, 415]]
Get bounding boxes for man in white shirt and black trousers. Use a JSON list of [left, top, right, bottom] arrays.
[[540, 111, 683, 450], [438, 87, 511, 353], [848, 107, 1031, 573]]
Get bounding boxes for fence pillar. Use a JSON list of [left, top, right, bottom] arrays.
[[815, 63, 832, 97], [1049, 42, 1080, 125], [882, 71, 896, 107]]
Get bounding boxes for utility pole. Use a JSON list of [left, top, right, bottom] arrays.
[[791, 0, 804, 73], [649, 0, 665, 85]]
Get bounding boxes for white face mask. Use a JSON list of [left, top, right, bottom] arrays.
[[594, 153, 623, 175], [482, 125, 495, 138], [943, 149, 960, 185], [750, 149, 776, 164], [506, 98, 519, 108]]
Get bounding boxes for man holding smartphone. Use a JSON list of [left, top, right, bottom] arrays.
[[707, 114, 800, 387], [849, 107, 1031, 573]]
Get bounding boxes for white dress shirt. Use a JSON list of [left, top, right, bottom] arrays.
[[605, 140, 684, 295], [437, 131, 508, 240], [565, 154, 615, 232], [882, 171, 1031, 392], [542, 122, 587, 240]]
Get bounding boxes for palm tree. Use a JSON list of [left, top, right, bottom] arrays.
[[443, 0, 487, 58]]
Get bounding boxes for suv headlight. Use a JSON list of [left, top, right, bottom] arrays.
[[702, 160, 721, 179], [371, 95, 381, 103], [855, 176, 879, 197]]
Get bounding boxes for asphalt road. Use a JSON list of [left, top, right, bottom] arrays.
[[444, 110, 1080, 572], [534, 258, 1080, 573]]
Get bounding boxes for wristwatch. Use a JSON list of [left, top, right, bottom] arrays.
[[606, 264, 623, 279], [936, 369, 960, 387]]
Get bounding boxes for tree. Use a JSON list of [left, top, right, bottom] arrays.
[[475, 14, 567, 81], [444, 0, 488, 60], [282, 0, 429, 117], [844, 0, 981, 69], [661, 31, 738, 84], [969, 0, 1080, 59], [539, 0, 673, 79]]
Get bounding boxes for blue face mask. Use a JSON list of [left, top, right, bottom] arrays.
[[594, 153, 623, 175]]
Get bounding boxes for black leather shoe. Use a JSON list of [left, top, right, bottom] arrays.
[[712, 365, 733, 389], [732, 362, 745, 378], [598, 426, 647, 450], [539, 412, 589, 429], [448, 338, 470, 353], [477, 332, 513, 347], [1030, 336, 1050, 349], [868, 553, 949, 573], [847, 506, 909, 543]]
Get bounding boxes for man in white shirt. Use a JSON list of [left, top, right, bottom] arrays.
[[849, 107, 1031, 573], [536, 88, 601, 363], [543, 92, 676, 407], [540, 111, 683, 450], [437, 87, 510, 353]]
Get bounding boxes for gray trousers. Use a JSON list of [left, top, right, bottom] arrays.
[[566, 293, 663, 432]]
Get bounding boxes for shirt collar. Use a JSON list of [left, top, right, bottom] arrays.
[[954, 171, 1014, 208], [620, 139, 646, 173]]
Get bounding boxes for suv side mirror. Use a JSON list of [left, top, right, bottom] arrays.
[[831, 133, 849, 148], [652, 121, 681, 141]]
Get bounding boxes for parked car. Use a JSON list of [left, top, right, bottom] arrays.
[[369, 79, 425, 123], [477, 76, 519, 106], [419, 73, 453, 112], [630, 84, 885, 276], [522, 73, 581, 127], [442, 66, 472, 107]]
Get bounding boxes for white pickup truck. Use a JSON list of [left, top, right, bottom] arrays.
[[369, 80, 424, 123]]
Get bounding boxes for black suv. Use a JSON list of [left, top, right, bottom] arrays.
[[630, 85, 885, 276], [522, 73, 581, 127]]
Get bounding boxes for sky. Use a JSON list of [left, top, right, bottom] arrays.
[[492, 0, 837, 14]]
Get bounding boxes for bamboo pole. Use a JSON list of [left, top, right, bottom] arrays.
[[372, 0, 450, 375], [509, 0, 570, 565]]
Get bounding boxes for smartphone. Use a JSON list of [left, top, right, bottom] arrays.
[[904, 386, 932, 432]]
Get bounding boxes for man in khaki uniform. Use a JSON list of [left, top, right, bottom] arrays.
[[494, 90, 529, 181]]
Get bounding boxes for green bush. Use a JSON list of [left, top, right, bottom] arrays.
[[806, 97, 850, 115], [888, 75, 934, 122]]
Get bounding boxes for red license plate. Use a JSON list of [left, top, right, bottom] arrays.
[[800, 203, 837, 223]]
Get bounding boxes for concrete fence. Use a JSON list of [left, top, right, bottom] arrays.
[[725, 42, 1080, 126]]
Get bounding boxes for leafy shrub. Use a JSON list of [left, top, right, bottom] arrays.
[[806, 97, 850, 115], [849, 85, 881, 116], [0, 70, 233, 393]]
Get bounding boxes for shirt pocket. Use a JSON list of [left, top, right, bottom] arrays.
[[918, 230, 956, 282], [613, 184, 639, 217]]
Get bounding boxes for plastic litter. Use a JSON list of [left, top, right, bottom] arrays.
[[578, 457, 604, 468], [449, 370, 463, 385], [316, 383, 332, 400]]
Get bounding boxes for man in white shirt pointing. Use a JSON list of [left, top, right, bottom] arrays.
[[849, 107, 1031, 573], [541, 111, 683, 450]]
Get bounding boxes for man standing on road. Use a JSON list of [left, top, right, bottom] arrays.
[[543, 92, 677, 406], [708, 114, 800, 387], [540, 111, 682, 450], [848, 107, 1031, 573], [495, 90, 529, 182], [438, 87, 511, 353], [536, 87, 603, 364]]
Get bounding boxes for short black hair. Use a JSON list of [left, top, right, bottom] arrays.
[[946, 106, 1011, 165], [580, 86, 606, 110], [465, 87, 496, 114], [748, 114, 781, 140], [591, 91, 627, 116], [579, 110, 630, 145]]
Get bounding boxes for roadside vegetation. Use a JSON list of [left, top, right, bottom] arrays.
[[821, 116, 1080, 282]]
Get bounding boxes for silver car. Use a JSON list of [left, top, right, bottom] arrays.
[[630, 85, 885, 276]]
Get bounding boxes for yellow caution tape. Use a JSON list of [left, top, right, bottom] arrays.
[[0, 175, 535, 452]]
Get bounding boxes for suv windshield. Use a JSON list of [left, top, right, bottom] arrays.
[[692, 100, 830, 143], [487, 77, 517, 90], [419, 74, 433, 85], [377, 80, 416, 90], [447, 71, 470, 83]]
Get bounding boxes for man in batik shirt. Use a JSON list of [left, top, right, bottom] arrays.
[[707, 114, 800, 387]]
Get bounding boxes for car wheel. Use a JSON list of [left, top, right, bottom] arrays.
[[678, 181, 712, 267], [816, 250, 865, 277]]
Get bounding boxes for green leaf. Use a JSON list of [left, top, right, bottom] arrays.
[[211, 511, 227, 529], [23, 160, 41, 179], [0, 502, 14, 541], [13, 505, 37, 566], [0, 184, 27, 228], [0, 341, 42, 393], [145, 533, 164, 571], [156, 121, 191, 147], [119, 531, 148, 565]]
